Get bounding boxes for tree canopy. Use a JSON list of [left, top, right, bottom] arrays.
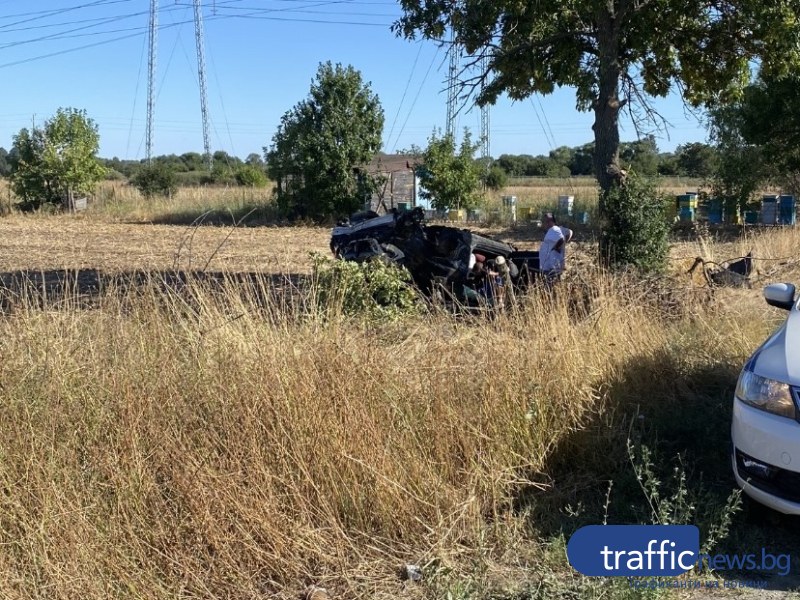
[[266, 61, 384, 220], [710, 71, 800, 205], [395, 0, 800, 267], [9, 108, 106, 210], [394, 0, 800, 193]]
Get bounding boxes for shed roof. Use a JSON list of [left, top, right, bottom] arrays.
[[365, 153, 420, 173]]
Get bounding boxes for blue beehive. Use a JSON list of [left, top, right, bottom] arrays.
[[679, 207, 695, 222], [707, 198, 724, 224], [744, 211, 759, 224], [780, 195, 796, 225], [762, 195, 779, 225]]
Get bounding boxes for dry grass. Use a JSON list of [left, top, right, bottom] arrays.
[[91, 181, 277, 224], [0, 267, 773, 599], [1, 188, 800, 598]]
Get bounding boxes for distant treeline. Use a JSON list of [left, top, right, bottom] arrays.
[[493, 136, 717, 179], [0, 137, 716, 184], [99, 151, 268, 185], [0, 147, 267, 184]]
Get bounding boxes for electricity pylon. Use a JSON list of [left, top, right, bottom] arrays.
[[193, 0, 212, 172], [445, 30, 458, 140], [146, 0, 157, 164]]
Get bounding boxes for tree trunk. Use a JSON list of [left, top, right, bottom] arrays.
[[594, 10, 625, 265], [593, 13, 623, 194]]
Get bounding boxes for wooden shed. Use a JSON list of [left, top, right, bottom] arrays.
[[362, 153, 420, 214]]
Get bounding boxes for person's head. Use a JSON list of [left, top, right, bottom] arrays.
[[542, 212, 556, 229], [495, 255, 510, 275]]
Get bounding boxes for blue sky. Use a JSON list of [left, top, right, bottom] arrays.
[[0, 0, 709, 161]]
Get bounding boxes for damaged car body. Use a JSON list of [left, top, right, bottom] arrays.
[[330, 207, 540, 303]]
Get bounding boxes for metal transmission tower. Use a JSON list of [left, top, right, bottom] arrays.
[[193, 0, 212, 171], [146, 0, 158, 164], [480, 55, 490, 161], [445, 30, 459, 140]]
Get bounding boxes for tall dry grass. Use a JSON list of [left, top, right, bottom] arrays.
[[90, 182, 276, 224], [0, 262, 774, 598]]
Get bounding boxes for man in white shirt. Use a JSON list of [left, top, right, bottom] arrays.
[[539, 212, 573, 283]]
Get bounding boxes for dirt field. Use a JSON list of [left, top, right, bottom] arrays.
[[0, 215, 331, 274], [2, 213, 799, 286]]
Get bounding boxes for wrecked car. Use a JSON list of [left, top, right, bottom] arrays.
[[330, 207, 541, 302]]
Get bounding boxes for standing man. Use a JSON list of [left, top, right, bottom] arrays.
[[539, 212, 573, 284]]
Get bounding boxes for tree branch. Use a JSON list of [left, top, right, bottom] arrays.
[[620, 70, 671, 137]]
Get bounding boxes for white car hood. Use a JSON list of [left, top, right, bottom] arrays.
[[751, 307, 800, 384]]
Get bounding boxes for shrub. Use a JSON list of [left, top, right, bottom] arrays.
[[310, 253, 420, 320], [482, 165, 508, 191], [599, 173, 670, 273], [234, 165, 268, 188], [131, 163, 178, 198]]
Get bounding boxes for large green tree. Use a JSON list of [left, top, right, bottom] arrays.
[[418, 129, 483, 210], [395, 0, 799, 192], [395, 0, 800, 260], [266, 62, 384, 219], [9, 108, 106, 209], [709, 103, 765, 214], [709, 72, 800, 206]]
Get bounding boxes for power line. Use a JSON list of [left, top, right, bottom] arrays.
[[0, 4, 395, 70], [0, 0, 138, 30], [125, 19, 148, 158], [385, 41, 423, 148], [391, 45, 441, 152]]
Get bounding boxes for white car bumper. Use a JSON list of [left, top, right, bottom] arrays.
[[731, 398, 800, 515]]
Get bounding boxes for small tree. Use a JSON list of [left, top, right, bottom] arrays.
[[266, 62, 384, 220], [9, 108, 106, 210], [131, 163, 178, 198], [418, 130, 483, 211]]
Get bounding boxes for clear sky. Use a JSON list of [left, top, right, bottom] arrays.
[[0, 0, 709, 161]]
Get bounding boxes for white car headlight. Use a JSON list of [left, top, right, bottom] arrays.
[[735, 370, 797, 419]]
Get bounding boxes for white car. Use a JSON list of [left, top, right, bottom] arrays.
[[732, 283, 800, 514]]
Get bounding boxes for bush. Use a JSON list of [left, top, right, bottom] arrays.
[[234, 165, 268, 188], [131, 164, 178, 198], [310, 254, 420, 320], [482, 165, 508, 190], [599, 174, 670, 273]]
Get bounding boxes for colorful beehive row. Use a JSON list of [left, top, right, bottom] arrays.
[[672, 193, 796, 225]]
